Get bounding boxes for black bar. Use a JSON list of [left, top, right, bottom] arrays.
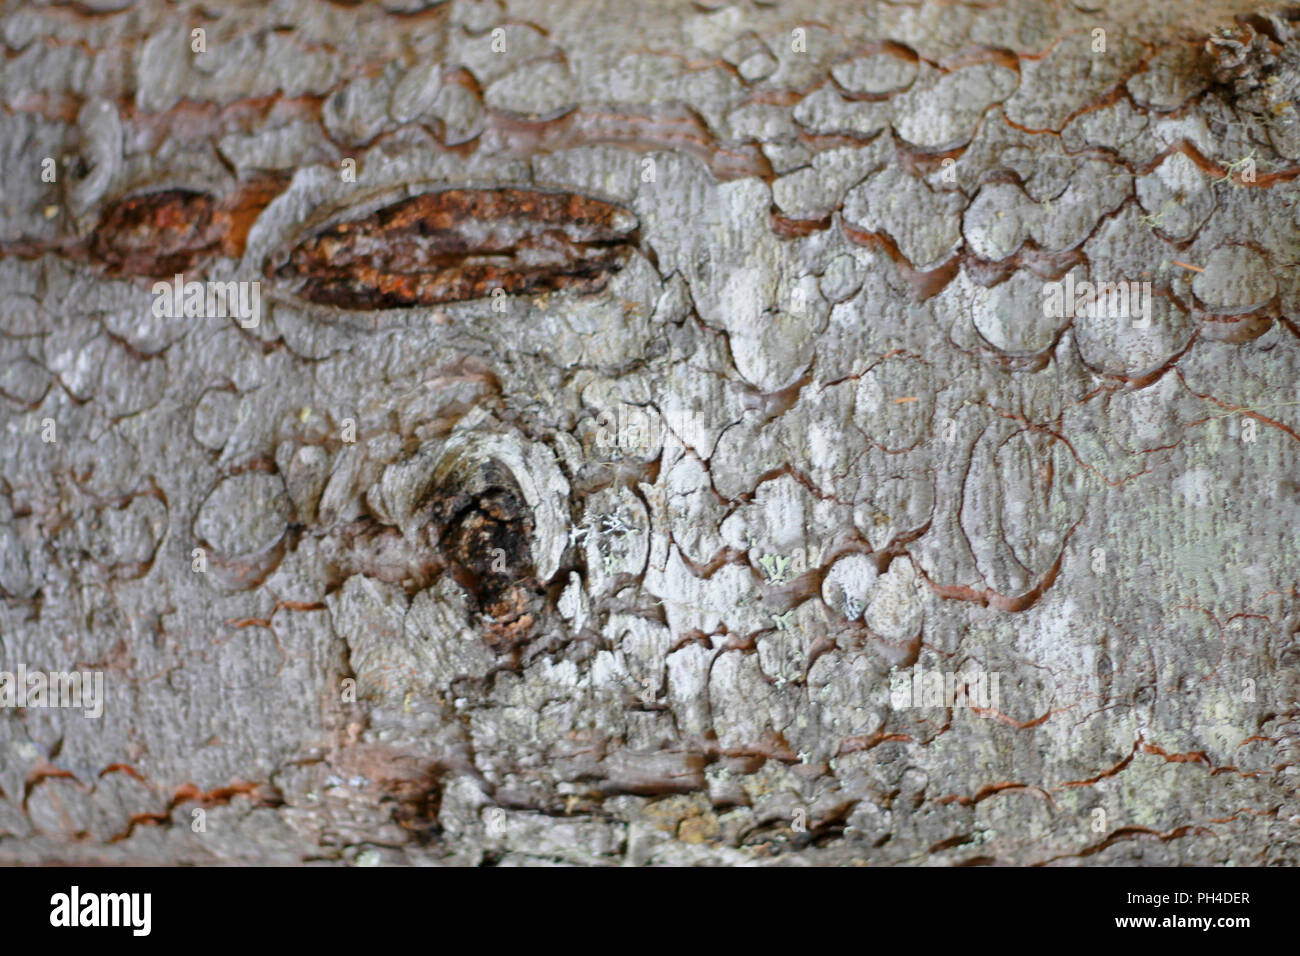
[[0, 865, 1287, 942]]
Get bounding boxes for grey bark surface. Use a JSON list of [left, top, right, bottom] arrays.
[[1, 0, 1299, 865]]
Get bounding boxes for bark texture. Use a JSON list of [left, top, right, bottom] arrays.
[[1, 0, 1299, 865]]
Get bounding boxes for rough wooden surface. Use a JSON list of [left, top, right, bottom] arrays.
[[1, 0, 1299, 865]]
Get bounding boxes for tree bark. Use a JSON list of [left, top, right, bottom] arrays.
[[1, 0, 1299, 864]]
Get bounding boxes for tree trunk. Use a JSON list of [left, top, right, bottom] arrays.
[[1, 0, 1298, 865]]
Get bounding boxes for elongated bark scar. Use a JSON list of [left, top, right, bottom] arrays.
[[270, 188, 638, 309], [90, 189, 222, 276]]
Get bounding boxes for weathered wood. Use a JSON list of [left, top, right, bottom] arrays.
[[1, 0, 1298, 865]]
